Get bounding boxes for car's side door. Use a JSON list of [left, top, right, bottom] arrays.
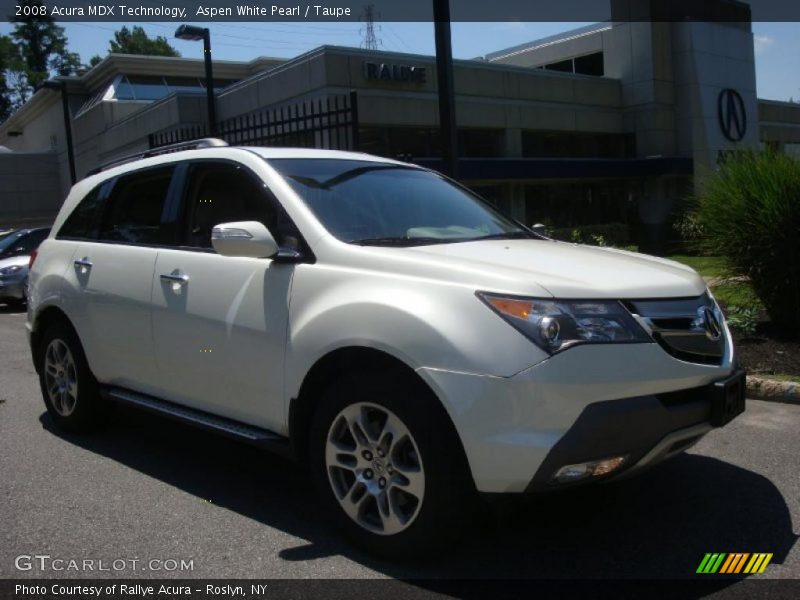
[[150, 160, 297, 431], [67, 166, 179, 392]]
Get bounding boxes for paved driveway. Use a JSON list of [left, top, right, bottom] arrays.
[[1, 304, 797, 586]]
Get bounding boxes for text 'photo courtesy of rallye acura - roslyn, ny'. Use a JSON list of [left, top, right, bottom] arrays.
[[25, 139, 745, 558]]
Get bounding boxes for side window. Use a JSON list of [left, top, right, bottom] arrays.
[[58, 185, 106, 240], [182, 163, 292, 250], [98, 167, 175, 245], [17, 229, 50, 252]]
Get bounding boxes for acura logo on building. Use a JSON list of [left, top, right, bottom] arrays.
[[699, 306, 722, 341], [718, 89, 747, 142]]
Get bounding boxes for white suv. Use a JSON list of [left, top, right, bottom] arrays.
[[27, 141, 745, 557]]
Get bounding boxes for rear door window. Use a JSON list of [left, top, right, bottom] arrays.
[[98, 167, 176, 245], [58, 184, 107, 240]]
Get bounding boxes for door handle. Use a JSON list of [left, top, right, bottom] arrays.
[[74, 257, 93, 269], [160, 272, 189, 285]]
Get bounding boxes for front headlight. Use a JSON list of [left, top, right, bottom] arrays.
[[0, 265, 23, 276], [477, 292, 651, 354]]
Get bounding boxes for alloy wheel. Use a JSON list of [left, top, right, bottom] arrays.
[[44, 339, 78, 417], [325, 402, 425, 535]]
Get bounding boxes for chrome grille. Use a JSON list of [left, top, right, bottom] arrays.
[[624, 294, 726, 365]]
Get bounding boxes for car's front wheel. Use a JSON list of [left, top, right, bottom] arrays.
[[37, 322, 107, 432], [309, 373, 475, 559]]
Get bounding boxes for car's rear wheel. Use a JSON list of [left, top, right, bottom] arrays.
[[309, 372, 475, 559], [37, 322, 107, 432]]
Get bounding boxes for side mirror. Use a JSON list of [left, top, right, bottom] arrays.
[[530, 223, 547, 237], [211, 221, 279, 258]]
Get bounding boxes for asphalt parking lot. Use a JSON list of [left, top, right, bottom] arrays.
[[1, 303, 798, 584]]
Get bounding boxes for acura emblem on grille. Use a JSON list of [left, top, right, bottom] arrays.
[[699, 306, 722, 341]]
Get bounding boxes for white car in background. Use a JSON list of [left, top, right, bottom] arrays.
[[26, 141, 745, 558]]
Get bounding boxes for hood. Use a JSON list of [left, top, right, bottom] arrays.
[[400, 239, 706, 299], [0, 255, 30, 271]]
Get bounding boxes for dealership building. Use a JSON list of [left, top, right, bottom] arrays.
[[2, 6, 799, 251]]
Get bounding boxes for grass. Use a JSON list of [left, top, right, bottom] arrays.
[[667, 254, 764, 310], [713, 281, 763, 309], [667, 255, 729, 279]]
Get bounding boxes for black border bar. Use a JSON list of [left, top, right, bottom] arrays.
[[3, 0, 800, 23]]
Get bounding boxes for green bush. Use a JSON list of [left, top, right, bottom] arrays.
[[673, 211, 706, 242], [725, 306, 759, 337], [696, 150, 800, 332], [549, 222, 629, 247]]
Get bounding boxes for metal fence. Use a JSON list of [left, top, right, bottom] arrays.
[[148, 91, 359, 151]]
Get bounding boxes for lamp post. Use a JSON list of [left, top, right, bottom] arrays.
[[432, 0, 458, 178], [39, 79, 76, 184], [175, 24, 217, 135]]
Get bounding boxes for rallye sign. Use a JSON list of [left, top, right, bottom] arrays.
[[364, 62, 427, 84]]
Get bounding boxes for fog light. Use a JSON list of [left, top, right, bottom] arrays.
[[552, 455, 627, 484]]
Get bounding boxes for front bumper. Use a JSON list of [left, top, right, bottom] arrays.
[[0, 277, 25, 300], [418, 342, 739, 493]]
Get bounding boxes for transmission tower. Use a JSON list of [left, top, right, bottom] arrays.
[[360, 5, 381, 50]]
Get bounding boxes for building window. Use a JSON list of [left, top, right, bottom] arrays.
[[523, 181, 635, 231], [358, 127, 503, 160], [537, 52, 604, 77], [470, 184, 513, 217], [522, 130, 635, 158]]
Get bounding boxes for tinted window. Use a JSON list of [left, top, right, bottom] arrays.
[[58, 185, 106, 240], [183, 163, 294, 249], [269, 159, 528, 245], [98, 168, 175, 245], [19, 229, 49, 251], [0, 231, 25, 255], [0, 229, 49, 256]]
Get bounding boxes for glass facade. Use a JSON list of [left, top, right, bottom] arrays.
[[359, 127, 504, 160], [522, 130, 636, 158], [76, 74, 237, 117], [535, 51, 605, 76]]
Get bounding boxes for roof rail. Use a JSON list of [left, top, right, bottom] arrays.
[[86, 138, 229, 176]]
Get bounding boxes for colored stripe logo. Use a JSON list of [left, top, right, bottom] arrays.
[[697, 553, 773, 574]]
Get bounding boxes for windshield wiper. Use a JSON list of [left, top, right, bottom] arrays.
[[349, 236, 451, 247]]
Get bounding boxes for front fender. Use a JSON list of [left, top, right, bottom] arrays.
[[284, 264, 545, 400]]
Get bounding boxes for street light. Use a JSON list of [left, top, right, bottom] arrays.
[[38, 79, 76, 184], [175, 24, 217, 135]]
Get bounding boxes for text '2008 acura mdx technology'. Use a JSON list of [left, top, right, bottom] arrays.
[[27, 139, 745, 558]]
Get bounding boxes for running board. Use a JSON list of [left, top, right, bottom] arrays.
[[102, 386, 292, 457]]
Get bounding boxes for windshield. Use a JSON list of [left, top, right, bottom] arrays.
[[268, 159, 532, 246], [0, 231, 24, 254]]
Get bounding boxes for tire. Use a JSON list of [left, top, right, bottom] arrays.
[[309, 372, 476, 559], [37, 321, 108, 432]]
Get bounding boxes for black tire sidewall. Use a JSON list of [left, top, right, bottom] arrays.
[[309, 372, 474, 559], [37, 322, 105, 432]]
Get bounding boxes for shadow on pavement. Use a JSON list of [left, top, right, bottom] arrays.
[[41, 406, 797, 586], [0, 302, 26, 314]]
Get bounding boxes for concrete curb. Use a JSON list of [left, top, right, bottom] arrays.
[[747, 376, 800, 404]]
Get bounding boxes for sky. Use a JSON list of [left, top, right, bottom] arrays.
[[1, 20, 798, 101]]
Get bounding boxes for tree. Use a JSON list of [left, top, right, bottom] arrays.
[[4, 0, 81, 112], [88, 55, 103, 68], [0, 35, 15, 121], [11, 1, 80, 85], [109, 26, 180, 57]]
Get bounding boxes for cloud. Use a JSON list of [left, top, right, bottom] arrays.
[[754, 35, 774, 55]]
